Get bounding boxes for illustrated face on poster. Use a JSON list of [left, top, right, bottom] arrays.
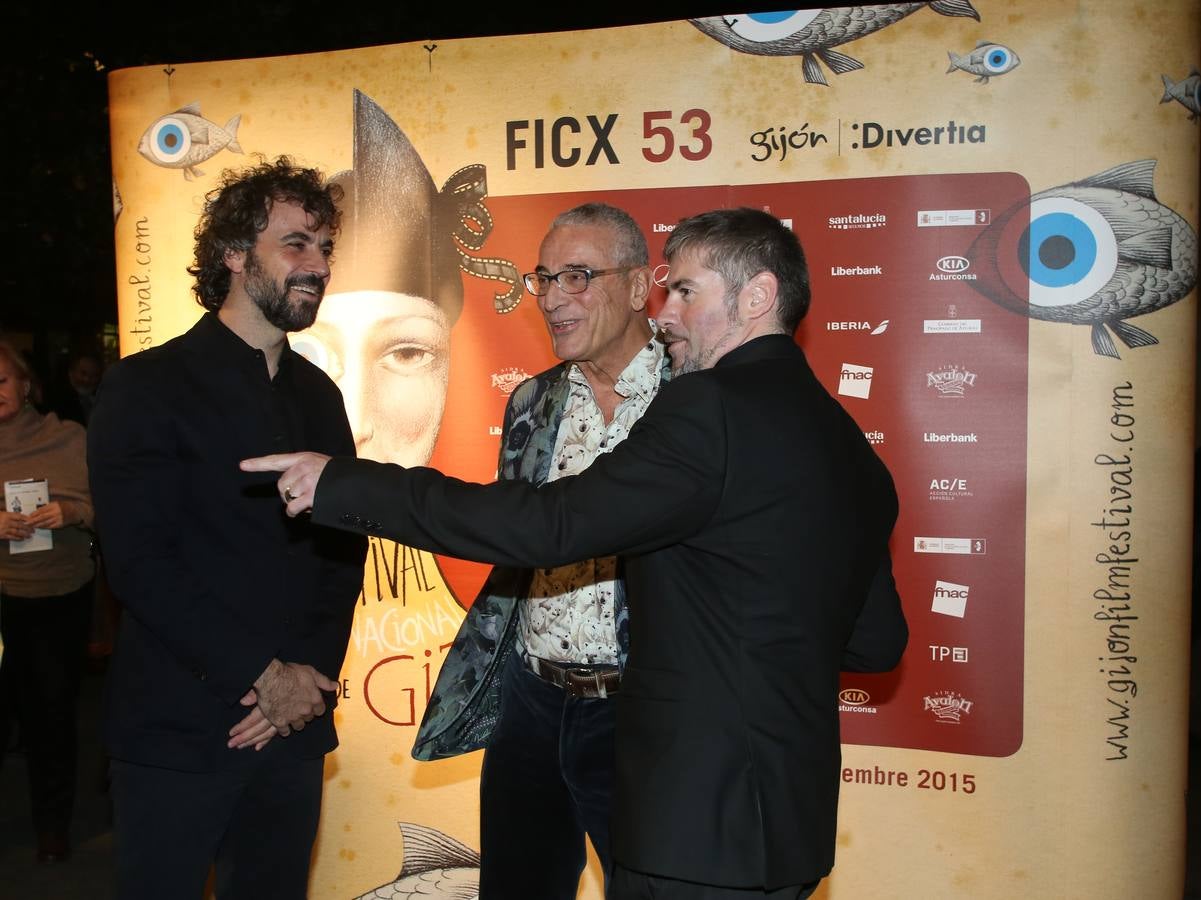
[[289, 90, 467, 467], [295, 290, 451, 465]]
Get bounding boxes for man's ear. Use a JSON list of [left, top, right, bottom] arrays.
[[739, 271, 779, 323], [224, 247, 247, 275], [628, 265, 652, 312]]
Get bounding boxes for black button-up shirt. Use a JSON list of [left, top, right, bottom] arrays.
[[89, 312, 366, 771]]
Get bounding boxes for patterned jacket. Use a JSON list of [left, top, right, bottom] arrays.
[[412, 352, 671, 760]]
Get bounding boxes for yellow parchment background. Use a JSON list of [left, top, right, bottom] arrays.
[[107, 3, 1199, 896]]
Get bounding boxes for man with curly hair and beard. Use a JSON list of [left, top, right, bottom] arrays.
[[88, 157, 366, 899]]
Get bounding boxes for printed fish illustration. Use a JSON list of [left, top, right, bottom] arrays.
[[354, 822, 480, 900], [947, 41, 1020, 83], [690, 2, 980, 86], [967, 159, 1198, 358], [136, 103, 243, 180], [1161, 69, 1201, 121]]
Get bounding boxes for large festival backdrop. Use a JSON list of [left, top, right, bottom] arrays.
[[107, 3, 1198, 897]]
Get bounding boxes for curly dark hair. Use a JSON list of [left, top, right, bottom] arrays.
[[188, 156, 343, 312]]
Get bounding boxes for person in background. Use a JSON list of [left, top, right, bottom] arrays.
[[0, 337, 95, 863], [50, 351, 103, 428], [46, 348, 117, 662]]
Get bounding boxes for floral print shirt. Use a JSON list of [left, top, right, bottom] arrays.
[[519, 333, 665, 664]]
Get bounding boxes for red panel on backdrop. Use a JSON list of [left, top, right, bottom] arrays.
[[428, 172, 1030, 758]]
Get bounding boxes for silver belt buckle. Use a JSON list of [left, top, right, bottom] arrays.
[[593, 670, 608, 699], [570, 666, 609, 699]]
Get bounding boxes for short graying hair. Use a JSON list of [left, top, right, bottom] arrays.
[[549, 203, 649, 267], [663, 207, 811, 333]]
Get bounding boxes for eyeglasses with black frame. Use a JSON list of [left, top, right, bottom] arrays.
[[522, 267, 633, 296]]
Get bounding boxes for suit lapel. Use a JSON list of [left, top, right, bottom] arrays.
[[514, 368, 571, 485]]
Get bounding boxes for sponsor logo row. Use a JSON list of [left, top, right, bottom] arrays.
[[826, 318, 982, 334], [861, 429, 978, 447], [661, 206, 988, 234], [839, 688, 974, 725], [828, 254, 977, 281], [822, 208, 991, 232], [838, 363, 978, 400]]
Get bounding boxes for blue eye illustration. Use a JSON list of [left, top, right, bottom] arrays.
[[968, 159, 1197, 357], [947, 41, 1021, 83], [724, 10, 822, 42], [984, 46, 1013, 73], [1019, 198, 1118, 305], [691, 4, 980, 85], [147, 117, 191, 164], [136, 103, 243, 181]]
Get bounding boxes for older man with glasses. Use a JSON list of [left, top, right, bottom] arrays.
[[408, 202, 667, 898]]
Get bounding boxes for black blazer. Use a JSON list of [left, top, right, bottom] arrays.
[[314, 334, 906, 889], [88, 314, 366, 772]]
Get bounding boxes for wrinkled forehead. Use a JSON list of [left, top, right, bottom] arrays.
[[538, 223, 622, 269], [263, 198, 329, 237]]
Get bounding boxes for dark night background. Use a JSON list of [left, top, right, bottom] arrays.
[[3, 6, 1201, 897], [0, 3, 736, 381]]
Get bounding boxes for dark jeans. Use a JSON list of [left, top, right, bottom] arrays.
[[110, 751, 324, 900], [0, 583, 92, 837], [611, 865, 820, 900], [479, 650, 618, 899]]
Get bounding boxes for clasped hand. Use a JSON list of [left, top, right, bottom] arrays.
[[227, 659, 337, 751], [0, 510, 34, 541], [0, 503, 68, 540]]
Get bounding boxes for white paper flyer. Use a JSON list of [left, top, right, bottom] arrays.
[[5, 478, 52, 554]]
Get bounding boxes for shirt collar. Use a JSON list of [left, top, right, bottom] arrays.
[[567, 319, 663, 405], [194, 311, 296, 378]]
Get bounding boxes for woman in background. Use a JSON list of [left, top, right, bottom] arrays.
[[0, 338, 94, 863]]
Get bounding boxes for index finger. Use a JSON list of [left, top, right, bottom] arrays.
[[240, 453, 306, 473]]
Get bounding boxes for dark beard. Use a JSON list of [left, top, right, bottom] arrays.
[[244, 251, 324, 332]]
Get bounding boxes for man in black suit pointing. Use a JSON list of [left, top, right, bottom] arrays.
[[245, 207, 907, 899]]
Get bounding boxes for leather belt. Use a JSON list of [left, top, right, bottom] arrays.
[[525, 656, 620, 699]]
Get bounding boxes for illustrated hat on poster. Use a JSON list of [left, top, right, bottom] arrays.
[[327, 90, 520, 314]]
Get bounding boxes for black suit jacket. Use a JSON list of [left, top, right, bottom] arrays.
[[314, 334, 906, 888], [88, 313, 366, 772]]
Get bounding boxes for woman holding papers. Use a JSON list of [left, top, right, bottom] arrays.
[[0, 338, 94, 863]]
